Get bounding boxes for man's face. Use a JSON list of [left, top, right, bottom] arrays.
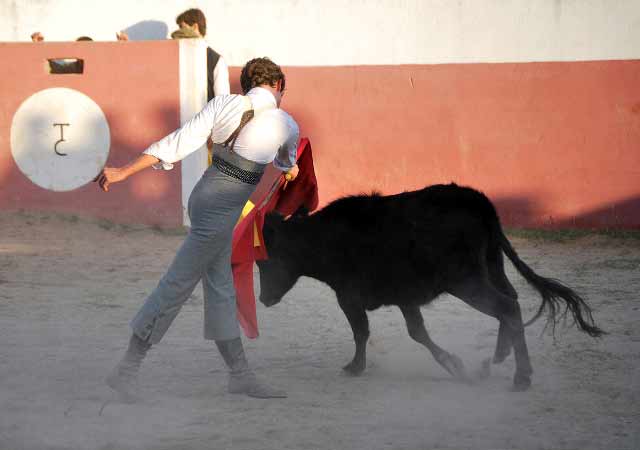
[[274, 79, 285, 107], [179, 21, 202, 37]]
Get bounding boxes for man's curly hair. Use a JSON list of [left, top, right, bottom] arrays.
[[240, 57, 286, 95]]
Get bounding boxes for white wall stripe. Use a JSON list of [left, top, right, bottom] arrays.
[[2, 0, 639, 66], [178, 39, 208, 227]]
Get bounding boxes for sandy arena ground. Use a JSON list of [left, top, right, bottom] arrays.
[[0, 210, 638, 450]]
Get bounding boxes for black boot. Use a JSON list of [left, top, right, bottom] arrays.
[[215, 338, 286, 399], [105, 333, 151, 403]]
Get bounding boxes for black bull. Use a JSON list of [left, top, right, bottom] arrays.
[[256, 183, 603, 391]]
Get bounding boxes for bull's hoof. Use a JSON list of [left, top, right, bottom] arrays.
[[511, 373, 532, 392], [438, 352, 470, 382], [342, 360, 365, 376], [492, 345, 511, 364], [473, 357, 492, 380]]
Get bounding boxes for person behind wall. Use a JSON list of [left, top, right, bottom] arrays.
[[114, 8, 229, 101], [31, 33, 93, 73], [173, 8, 230, 101], [30, 32, 93, 42], [95, 57, 299, 401], [167, 8, 230, 165]]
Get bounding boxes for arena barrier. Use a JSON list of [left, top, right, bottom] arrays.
[[1, 39, 638, 228], [230, 60, 640, 229], [0, 39, 206, 227]]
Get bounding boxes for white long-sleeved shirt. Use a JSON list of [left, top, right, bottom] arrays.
[[143, 87, 299, 171], [212, 56, 230, 96]]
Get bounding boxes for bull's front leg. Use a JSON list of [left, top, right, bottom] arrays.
[[336, 295, 370, 376], [399, 305, 469, 382]]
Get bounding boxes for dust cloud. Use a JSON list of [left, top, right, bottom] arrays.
[[1, 211, 638, 450]]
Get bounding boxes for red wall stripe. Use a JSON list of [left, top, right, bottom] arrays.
[[232, 60, 640, 228], [1, 42, 638, 229]]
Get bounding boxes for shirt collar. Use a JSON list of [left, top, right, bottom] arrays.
[[246, 87, 278, 112]]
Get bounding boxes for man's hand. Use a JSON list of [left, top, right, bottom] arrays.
[[94, 154, 159, 192], [116, 31, 129, 41], [31, 32, 44, 42], [284, 164, 299, 182], [94, 167, 128, 192]]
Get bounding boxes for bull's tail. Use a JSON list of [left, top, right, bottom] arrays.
[[497, 229, 604, 337]]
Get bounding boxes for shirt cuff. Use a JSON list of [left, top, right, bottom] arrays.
[[143, 148, 174, 170], [272, 158, 294, 172], [151, 161, 174, 170]]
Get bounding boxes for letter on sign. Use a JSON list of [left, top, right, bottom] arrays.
[[53, 123, 70, 156]]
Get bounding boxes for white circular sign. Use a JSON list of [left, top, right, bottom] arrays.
[[10, 88, 110, 192]]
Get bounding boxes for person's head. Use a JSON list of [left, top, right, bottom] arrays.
[[240, 57, 286, 105], [76, 36, 93, 41], [176, 8, 206, 37], [30, 32, 44, 42]]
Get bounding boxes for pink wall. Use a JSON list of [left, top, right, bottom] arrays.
[[233, 60, 640, 228], [1, 41, 638, 229], [0, 41, 182, 226]]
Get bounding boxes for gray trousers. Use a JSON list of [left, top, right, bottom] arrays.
[[131, 152, 265, 344]]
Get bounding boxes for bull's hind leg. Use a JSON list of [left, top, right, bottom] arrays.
[[493, 322, 512, 364], [399, 305, 469, 382], [448, 277, 533, 391], [487, 249, 518, 364], [336, 295, 370, 376]]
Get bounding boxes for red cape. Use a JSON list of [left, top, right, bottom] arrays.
[[230, 138, 318, 338]]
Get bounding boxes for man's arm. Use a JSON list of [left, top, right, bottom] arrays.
[[142, 97, 220, 170], [273, 115, 300, 181], [95, 154, 159, 192], [96, 97, 222, 192]]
